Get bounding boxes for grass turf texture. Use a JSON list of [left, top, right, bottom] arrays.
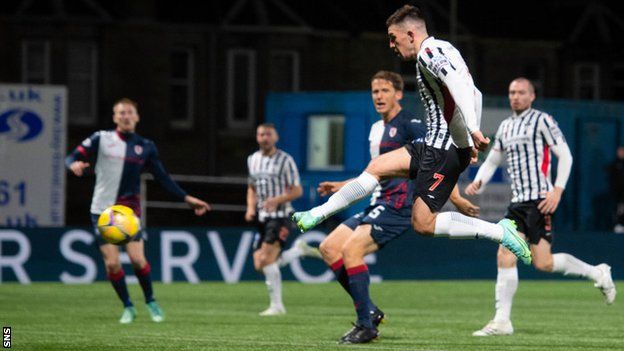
[[2, 281, 623, 350]]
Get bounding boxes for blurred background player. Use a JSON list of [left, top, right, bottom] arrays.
[[317, 71, 480, 344], [293, 5, 531, 269], [465, 78, 616, 336], [65, 98, 211, 324], [609, 145, 624, 233], [245, 123, 321, 316]]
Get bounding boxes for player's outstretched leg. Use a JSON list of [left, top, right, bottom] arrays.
[[292, 172, 379, 232], [551, 254, 616, 304], [432, 209, 531, 265], [278, 239, 322, 267]]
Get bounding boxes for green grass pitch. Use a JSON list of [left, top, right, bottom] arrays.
[[2, 281, 623, 350]]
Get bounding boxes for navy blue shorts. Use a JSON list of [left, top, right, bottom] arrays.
[[341, 204, 412, 248], [90, 213, 145, 246]]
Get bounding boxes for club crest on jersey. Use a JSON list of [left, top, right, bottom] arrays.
[[389, 127, 397, 138], [134, 145, 143, 155]]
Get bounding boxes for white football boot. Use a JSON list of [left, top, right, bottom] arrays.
[[294, 238, 322, 259], [472, 320, 514, 336], [259, 304, 286, 316], [595, 263, 616, 305]]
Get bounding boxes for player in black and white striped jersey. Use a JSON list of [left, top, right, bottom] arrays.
[[466, 78, 616, 336], [245, 123, 321, 316], [293, 5, 531, 274]]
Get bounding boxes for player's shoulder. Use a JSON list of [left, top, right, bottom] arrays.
[[531, 108, 557, 124], [418, 37, 452, 58], [276, 148, 295, 161]]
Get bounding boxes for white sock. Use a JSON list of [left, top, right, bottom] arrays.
[[310, 172, 378, 219], [434, 212, 504, 242], [493, 266, 518, 323], [552, 253, 601, 281], [278, 245, 304, 268], [262, 263, 283, 308]]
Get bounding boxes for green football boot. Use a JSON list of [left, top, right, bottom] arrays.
[[499, 219, 532, 265], [119, 306, 137, 324], [146, 301, 165, 322], [291, 211, 323, 233]]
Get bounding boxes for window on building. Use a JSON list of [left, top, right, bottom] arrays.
[[611, 64, 624, 100], [307, 115, 345, 171], [21, 40, 50, 84], [269, 50, 300, 92], [574, 63, 600, 100], [67, 42, 98, 126], [169, 47, 195, 129], [227, 49, 256, 129]]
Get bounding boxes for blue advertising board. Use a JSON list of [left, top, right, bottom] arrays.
[[1, 228, 622, 283]]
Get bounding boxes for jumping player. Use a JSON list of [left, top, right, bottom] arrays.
[[466, 77, 616, 336], [318, 70, 480, 343], [66, 98, 211, 323]]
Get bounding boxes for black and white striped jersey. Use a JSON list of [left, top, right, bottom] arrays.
[[416, 36, 482, 150], [247, 149, 300, 222], [493, 108, 566, 203]]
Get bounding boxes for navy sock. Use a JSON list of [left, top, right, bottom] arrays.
[[333, 259, 379, 313], [134, 262, 154, 304], [347, 264, 374, 328], [108, 269, 132, 307], [331, 259, 352, 295]]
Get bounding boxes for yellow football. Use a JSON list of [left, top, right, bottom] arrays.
[[97, 205, 141, 245]]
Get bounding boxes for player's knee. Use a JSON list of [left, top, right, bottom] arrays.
[[319, 239, 338, 261], [533, 258, 553, 272], [104, 260, 121, 273], [497, 247, 517, 266], [412, 217, 434, 236]]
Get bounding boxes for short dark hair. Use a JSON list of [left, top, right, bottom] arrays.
[[511, 77, 536, 94], [386, 5, 424, 27], [372, 71, 404, 92], [113, 98, 138, 110]]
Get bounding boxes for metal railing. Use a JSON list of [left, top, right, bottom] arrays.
[[140, 174, 248, 225]]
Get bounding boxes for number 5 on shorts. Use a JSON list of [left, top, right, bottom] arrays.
[[429, 173, 445, 191]]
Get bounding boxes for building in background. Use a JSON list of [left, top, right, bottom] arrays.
[[0, 0, 622, 225]]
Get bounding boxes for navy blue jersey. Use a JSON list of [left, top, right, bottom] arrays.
[[368, 110, 426, 209], [65, 130, 186, 216]]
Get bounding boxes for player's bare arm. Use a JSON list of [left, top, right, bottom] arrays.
[[449, 185, 480, 217], [470, 130, 490, 151], [537, 186, 564, 215], [317, 180, 350, 196], [263, 185, 302, 212], [245, 184, 257, 222], [184, 195, 211, 216]]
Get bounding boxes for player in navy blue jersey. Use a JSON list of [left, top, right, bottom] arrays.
[[317, 71, 479, 344], [65, 98, 210, 324]]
